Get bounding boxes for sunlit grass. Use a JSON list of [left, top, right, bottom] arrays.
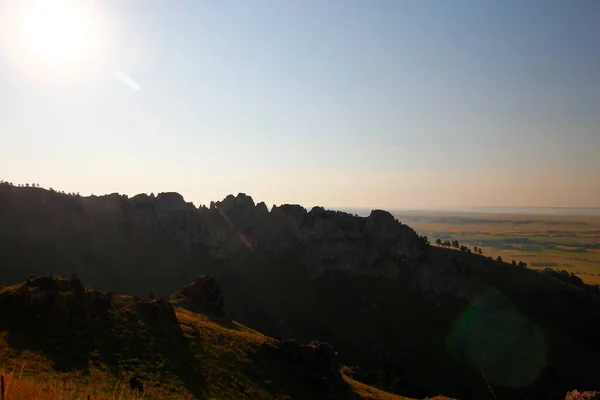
[[341, 372, 453, 400], [0, 364, 144, 400]]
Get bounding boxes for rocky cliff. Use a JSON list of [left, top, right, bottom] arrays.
[[124, 192, 426, 279]]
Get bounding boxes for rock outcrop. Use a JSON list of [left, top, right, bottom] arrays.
[[257, 340, 346, 394], [134, 297, 178, 324], [3, 274, 86, 325], [141, 192, 426, 279], [180, 275, 224, 316], [114, 192, 427, 278], [13, 189, 426, 280], [155, 192, 187, 214]]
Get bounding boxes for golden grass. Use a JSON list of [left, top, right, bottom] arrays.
[[0, 365, 144, 400], [573, 274, 600, 285], [0, 364, 450, 400], [342, 374, 454, 400], [342, 374, 410, 400]]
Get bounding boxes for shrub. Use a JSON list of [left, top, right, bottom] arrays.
[[169, 292, 184, 301]]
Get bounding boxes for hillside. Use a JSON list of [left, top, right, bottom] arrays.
[[0, 183, 599, 399], [0, 275, 446, 400]]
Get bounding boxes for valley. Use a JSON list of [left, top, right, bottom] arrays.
[[391, 211, 600, 285]]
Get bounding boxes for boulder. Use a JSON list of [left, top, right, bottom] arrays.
[[7, 275, 83, 325], [257, 339, 346, 394], [181, 275, 224, 316], [134, 298, 178, 324]]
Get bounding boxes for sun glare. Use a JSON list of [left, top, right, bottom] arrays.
[[21, 1, 91, 66], [1, 0, 107, 77]]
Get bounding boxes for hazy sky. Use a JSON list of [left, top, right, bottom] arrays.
[[1, 0, 599, 209]]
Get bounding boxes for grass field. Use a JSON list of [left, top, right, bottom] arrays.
[[392, 210, 600, 285]]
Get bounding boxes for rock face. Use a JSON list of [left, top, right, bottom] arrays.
[[134, 298, 178, 324], [135, 192, 426, 279], [4, 274, 86, 325], [180, 275, 224, 316], [28, 190, 425, 280], [257, 340, 346, 395], [233, 196, 424, 278], [155, 192, 187, 214]]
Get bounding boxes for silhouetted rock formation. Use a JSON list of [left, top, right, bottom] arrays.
[[2, 275, 85, 325], [135, 298, 178, 324], [204, 193, 426, 278], [257, 340, 346, 394], [155, 192, 187, 214], [86, 191, 427, 279], [0, 186, 427, 280], [181, 275, 224, 316]]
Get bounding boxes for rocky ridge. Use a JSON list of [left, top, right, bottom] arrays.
[[127, 192, 426, 279], [179, 275, 225, 316]]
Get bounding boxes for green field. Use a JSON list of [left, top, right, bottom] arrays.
[[392, 210, 600, 285]]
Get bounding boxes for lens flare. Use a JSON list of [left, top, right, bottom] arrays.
[[446, 290, 547, 388], [115, 70, 142, 91]]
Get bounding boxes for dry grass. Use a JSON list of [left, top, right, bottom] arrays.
[[341, 374, 454, 400], [0, 309, 440, 400], [4, 301, 392, 400], [0, 365, 144, 400]]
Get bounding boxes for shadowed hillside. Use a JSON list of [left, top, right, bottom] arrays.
[[0, 275, 450, 400], [0, 183, 599, 399]]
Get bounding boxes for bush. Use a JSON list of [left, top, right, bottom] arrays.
[[169, 292, 184, 301]]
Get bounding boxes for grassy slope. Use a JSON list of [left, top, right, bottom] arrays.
[[0, 283, 449, 400], [2, 242, 599, 398], [201, 249, 600, 400], [342, 373, 457, 400]]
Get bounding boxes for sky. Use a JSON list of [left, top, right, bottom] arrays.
[[0, 0, 599, 209]]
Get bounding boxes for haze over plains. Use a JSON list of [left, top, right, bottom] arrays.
[[0, 0, 599, 209]]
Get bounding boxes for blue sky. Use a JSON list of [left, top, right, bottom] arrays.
[[0, 0, 599, 208]]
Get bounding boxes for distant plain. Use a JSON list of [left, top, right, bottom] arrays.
[[380, 209, 600, 285]]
